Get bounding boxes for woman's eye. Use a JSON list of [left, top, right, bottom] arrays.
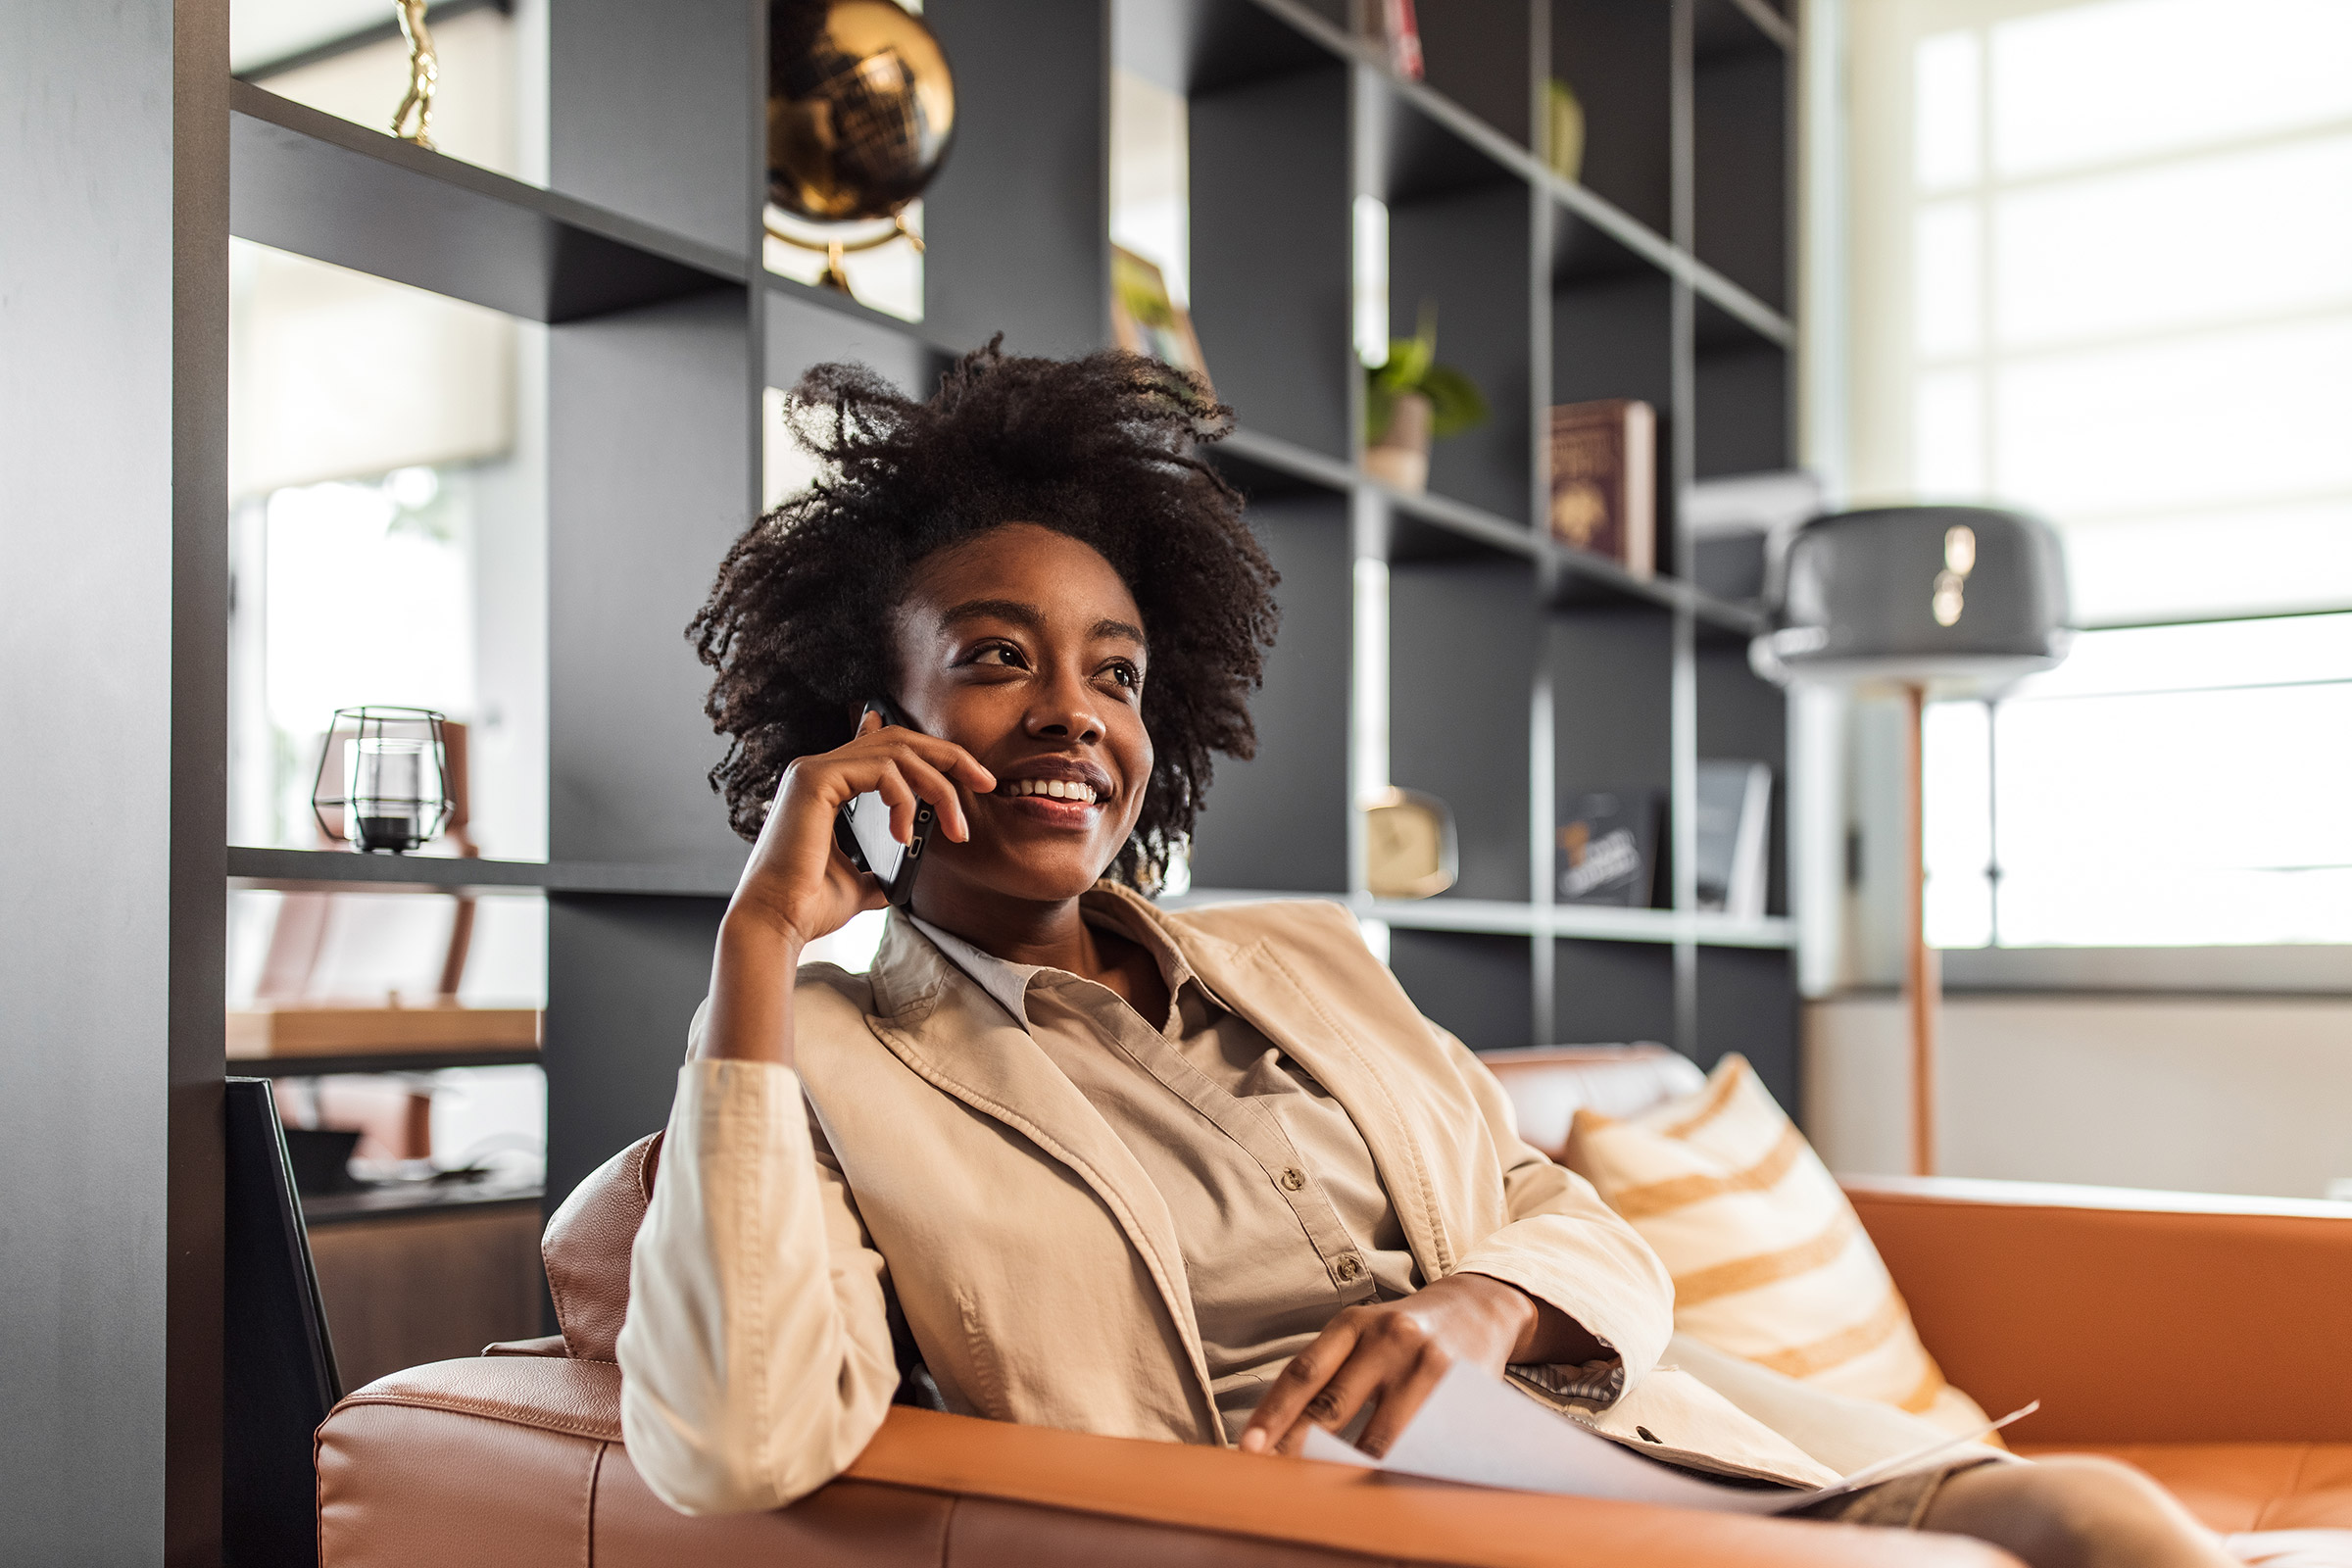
[[1107, 662, 1143, 691], [969, 643, 1024, 667]]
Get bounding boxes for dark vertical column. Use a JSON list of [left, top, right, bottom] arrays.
[[0, 0, 228, 1560], [922, 0, 1109, 357], [546, 2, 758, 1212]]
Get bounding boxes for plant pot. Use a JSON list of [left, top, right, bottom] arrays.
[[1365, 389, 1433, 494]]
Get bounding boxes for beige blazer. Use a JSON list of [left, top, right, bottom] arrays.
[[616, 888, 1841, 1515]]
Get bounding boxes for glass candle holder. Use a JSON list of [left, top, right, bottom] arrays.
[[311, 707, 452, 854]]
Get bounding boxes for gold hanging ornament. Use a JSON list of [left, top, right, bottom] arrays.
[[390, 0, 438, 149], [765, 0, 956, 299]]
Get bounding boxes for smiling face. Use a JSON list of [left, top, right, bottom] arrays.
[[890, 522, 1154, 917]]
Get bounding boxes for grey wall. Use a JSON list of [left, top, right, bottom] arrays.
[[0, 0, 228, 1559]]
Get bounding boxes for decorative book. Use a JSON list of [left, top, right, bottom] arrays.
[[1548, 399, 1656, 578], [1557, 788, 1663, 907]]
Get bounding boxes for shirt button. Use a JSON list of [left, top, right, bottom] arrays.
[[1279, 1166, 1306, 1192], [1334, 1253, 1364, 1283]]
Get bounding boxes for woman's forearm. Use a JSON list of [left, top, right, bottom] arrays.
[[699, 908, 805, 1066]]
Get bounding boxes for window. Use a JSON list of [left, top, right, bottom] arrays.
[[1849, 0, 2352, 948]]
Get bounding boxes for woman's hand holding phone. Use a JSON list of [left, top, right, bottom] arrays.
[[701, 710, 994, 1066]]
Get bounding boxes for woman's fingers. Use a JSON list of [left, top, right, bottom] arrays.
[[1239, 1314, 1362, 1454], [890, 750, 974, 843], [864, 760, 919, 845], [1272, 1315, 1428, 1456], [1351, 1346, 1452, 1460]]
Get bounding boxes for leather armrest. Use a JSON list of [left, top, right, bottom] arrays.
[[1845, 1176, 2352, 1446], [322, 1359, 2017, 1568]]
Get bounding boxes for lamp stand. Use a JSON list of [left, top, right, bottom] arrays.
[[1902, 682, 1938, 1176]]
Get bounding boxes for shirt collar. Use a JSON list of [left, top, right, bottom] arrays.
[[905, 886, 1206, 1035]]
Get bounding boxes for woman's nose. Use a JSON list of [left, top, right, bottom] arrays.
[[1026, 668, 1103, 744]]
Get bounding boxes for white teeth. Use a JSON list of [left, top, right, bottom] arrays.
[[1006, 778, 1098, 803]]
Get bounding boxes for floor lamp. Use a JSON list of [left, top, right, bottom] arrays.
[[1751, 505, 2071, 1176]]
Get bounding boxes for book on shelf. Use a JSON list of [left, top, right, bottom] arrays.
[[1556, 788, 1663, 907], [1548, 399, 1656, 578], [1694, 760, 1773, 919]]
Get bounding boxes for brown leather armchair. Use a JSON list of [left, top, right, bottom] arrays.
[[315, 1049, 2352, 1565]]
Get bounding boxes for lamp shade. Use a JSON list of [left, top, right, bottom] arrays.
[[1750, 505, 2072, 694]]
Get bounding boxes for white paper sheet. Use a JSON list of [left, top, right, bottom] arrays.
[[1298, 1360, 2035, 1518]]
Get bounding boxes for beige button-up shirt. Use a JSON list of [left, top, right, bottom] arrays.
[[910, 894, 1426, 1440]]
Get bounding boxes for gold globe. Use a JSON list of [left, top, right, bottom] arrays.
[[767, 0, 956, 223]]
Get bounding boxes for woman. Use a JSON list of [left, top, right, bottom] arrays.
[[619, 345, 2230, 1568]]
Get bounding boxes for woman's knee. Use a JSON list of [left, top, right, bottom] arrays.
[[1926, 1455, 2229, 1568]]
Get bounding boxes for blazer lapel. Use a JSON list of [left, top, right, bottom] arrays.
[[859, 915, 1221, 1423]]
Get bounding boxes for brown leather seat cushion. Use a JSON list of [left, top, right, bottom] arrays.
[[2014, 1444, 2352, 1534]]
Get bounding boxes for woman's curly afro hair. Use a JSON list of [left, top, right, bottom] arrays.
[[688, 340, 1279, 890]]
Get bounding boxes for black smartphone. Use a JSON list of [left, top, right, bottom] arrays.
[[832, 697, 936, 908]]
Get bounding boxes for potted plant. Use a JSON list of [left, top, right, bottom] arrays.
[[1364, 302, 1489, 494]]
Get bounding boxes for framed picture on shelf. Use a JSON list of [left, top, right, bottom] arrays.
[[1110, 246, 1211, 388]]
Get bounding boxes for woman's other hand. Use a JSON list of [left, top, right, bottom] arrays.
[[1238, 1273, 1601, 1459], [703, 711, 995, 1065]]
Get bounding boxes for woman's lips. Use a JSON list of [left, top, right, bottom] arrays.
[[990, 790, 1103, 828]]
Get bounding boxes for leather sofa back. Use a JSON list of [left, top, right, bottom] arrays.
[[534, 1045, 1692, 1358], [542, 1132, 660, 1362]]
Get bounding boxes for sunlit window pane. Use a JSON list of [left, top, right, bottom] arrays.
[[2007, 612, 2352, 701], [1995, 134, 2352, 350], [1914, 200, 1982, 360], [1995, 317, 2352, 517], [1991, 0, 2352, 179], [2061, 502, 2352, 626], [1923, 699, 1992, 877], [1914, 30, 1983, 190], [1994, 683, 2352, 874], [1999, 868, 2352, 947], [1913, 368, 1984, 497]]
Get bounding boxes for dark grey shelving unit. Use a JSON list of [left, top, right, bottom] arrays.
[[12, 3, 1798, 1551], [226, 0, 1803, 1190]]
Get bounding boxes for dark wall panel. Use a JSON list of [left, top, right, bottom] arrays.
[[1552, 939, 1676, 1046], [1696, 944, 1798, 1118], [550, 291, 757, 868], [545, 896, 730, 1213], [765, 288, 949, 400], [1418, 0, 1535, 148], [1389, 182, 1534, 524], [1550, 0, 1671, 233], [924, 0, 1109, 357], [1391, 559, 1537, 903], [1187, 494, 1352, 893], [1551, 610, 1673, 805], [1191, 66, 1352, 459], [1694, 51, 1789, 312], [1392, 930, 1534, 1051], [1694, 344, 1790, 479], [550, 0, 756, 253]]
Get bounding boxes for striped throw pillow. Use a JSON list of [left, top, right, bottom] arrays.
[[1563, 1054, 1995, 1439]]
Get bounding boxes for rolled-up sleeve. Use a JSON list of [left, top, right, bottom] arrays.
[[615, 1057, 902, 1514], [1433, 1029, 1675, 1401]]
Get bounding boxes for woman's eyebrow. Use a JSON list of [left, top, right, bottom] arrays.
[[938, 598, 1042, 634], [1092, 617, 1147, 647]]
